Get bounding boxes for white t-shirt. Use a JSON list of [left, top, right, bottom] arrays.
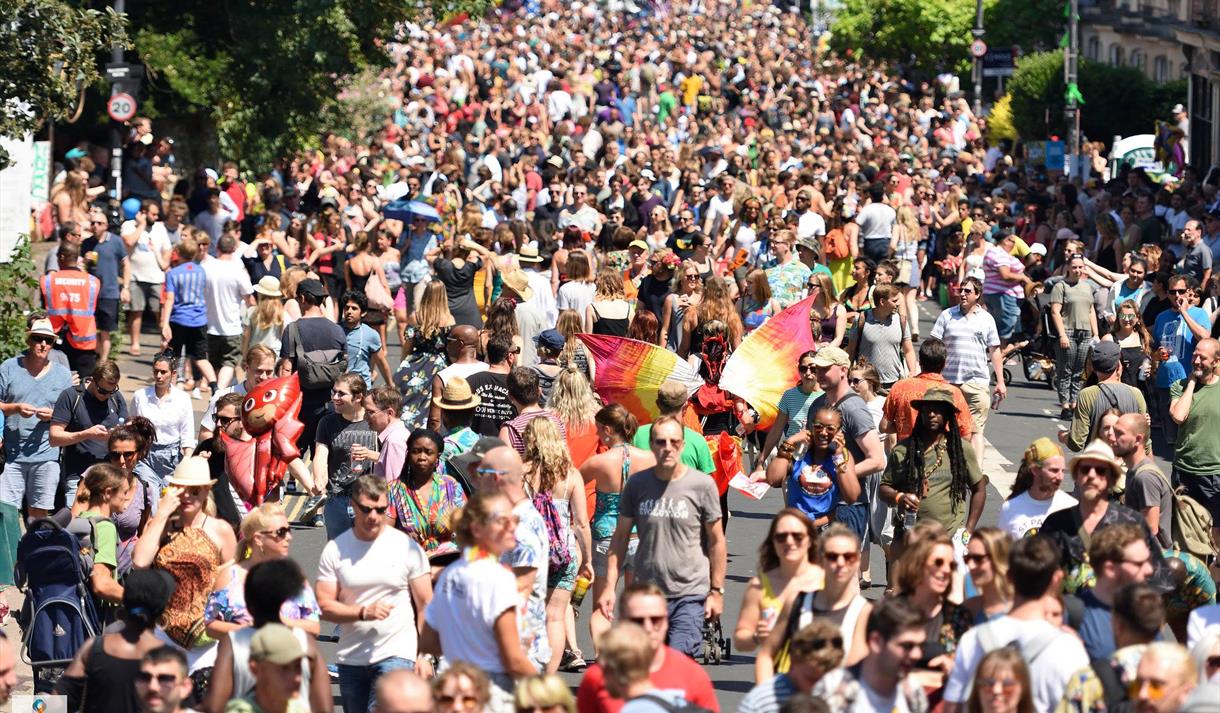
[[944, 616, 1088, 711], [128, 224, 173, 284], [202, 256, 254, 337], [425, 553, 520, 674], [316, 527, 430, 666], [557, 280, 595, 315], [797, 211, 827, 240], [1188, 603, 1220, 648], [997, 490, 1078, 539]]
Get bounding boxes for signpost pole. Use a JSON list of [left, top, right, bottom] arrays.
[[1065, 0, 1081, 183], [973, 0, 985, 116], [108, 0, 126, 220]]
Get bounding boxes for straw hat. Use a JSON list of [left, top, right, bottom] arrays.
[[1067, 439, 1125, 481], [500, 270, 534, 301], [433, 376, 481, 411], [518, 245, 544, 263], [253, 276, 282, 298], [167, 456, 217, 488]]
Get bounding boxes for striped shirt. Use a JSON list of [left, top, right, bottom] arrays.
[[981, 245, 1026, 297], [738, 673, 798, 713], [929, 305, 999, 386], [777, 385, 824, 438], [165, 262, 208, 327]]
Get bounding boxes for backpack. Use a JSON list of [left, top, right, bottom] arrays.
[[13, 518, 103, 676], [532, 490, 574, 573], [286, 320, 346, 390], [1140, 463, 1217, 560], [631, 694, 714, 713], [1090, 658, 1134, 713], [823, 227, 851, 261]]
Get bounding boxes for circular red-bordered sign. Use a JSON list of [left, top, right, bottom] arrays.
[[107, 92, 137, 122], [970, 39, 988, 58]]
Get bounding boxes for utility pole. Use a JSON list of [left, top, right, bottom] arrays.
[[1064, 0, 1081, 181], [973, 0, 985, 116]]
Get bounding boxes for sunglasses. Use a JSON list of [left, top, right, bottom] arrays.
[[28, 335, 55, 345], [1207, 655, 1220, 669], [260, 526, 292, 540], [626, 615, 667, 627], [93, 381, 119, 396], [439, 694, 482, 707], [964, 553, 990, 566], [794, 636, 843, 653], [798, 364, 817, 373], [930, 557, 958, 571], [823, 551, 859, 564], [216, 415, 240, 428], [772, 531, 808, 544], [352, 501, 388, 515], [136, 671, 181, 686], [108, 450, 138, 462], [958, 288, 976, 295], [979, 677, 1019, 692], [1169, 288, 1188, 295], [476, 467, 512, 478], [847, 377, 862, 386]]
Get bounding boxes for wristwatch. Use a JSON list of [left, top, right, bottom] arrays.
[[710, 586, 725, 596]]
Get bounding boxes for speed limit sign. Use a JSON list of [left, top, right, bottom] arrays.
[[970, 39, 988, 58], [107, 92, 137, 122]]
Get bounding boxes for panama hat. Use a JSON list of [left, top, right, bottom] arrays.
[[1068, 439, 1124, 481], [433, 376, 481, 411], [518, 245, 544, 263], [500, 270, 534, 301], [253, 276, 282, 298], [167, 456, 217, 488]]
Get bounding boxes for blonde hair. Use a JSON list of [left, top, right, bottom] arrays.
[[548, 366, 600, 430], [239, 502, 287, 561], [416, 281, 454, 339], [597, 623, 653, 687], [689, 276, 743, 344], [523, 417, 572, 493], [513, 675, 576, 713], [970, 527, 1013, 601], [79, 463, 132, 507], [555, 310, 585, 366], [252, 292, 285, 331], [280, 267, 308, 299], [451, 490, 512, 548], [594, 267, 626, 299]]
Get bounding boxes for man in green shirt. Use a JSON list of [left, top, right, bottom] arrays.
[[1169, 337, 1220, 544], [632, 380, 714, 475], [224, 624, 312, 713]]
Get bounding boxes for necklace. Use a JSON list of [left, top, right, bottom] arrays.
[[919, 439, 946, 497]]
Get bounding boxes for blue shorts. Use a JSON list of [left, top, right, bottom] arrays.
[[983, 293, 1020, 340], [834, 501, 870, 547], [666, 596, 706, 658]]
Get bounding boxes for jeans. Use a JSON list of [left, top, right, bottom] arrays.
[[338, 656, 415, 713], [323, 493, 353, 541], [983, 293, 1020, 340], [862, 237, 890, 265]]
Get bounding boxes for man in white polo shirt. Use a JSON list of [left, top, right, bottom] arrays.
[[929, 275, 1006, 467]]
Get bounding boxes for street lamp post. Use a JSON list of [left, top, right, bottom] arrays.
[[973, 0, 985, 116], [1064, 0, 1081, 182]]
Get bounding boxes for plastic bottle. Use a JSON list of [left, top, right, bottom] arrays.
[[571, 576, 591, 608]]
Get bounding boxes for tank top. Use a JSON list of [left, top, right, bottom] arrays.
[[815, 306, 840, 343], [793, 591, 869, 651], [590, 302, 630, 337], [230, 625, 313, 702], [758, 572, 784, 635], [83, 635, 142, 713], [592, 444, 631, 540]]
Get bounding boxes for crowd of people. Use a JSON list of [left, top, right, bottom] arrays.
[[9, 0, 1220, 711]]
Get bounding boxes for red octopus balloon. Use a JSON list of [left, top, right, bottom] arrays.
[[222, 373, 304, 507]]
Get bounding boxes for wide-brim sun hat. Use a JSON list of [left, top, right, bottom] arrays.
[[1067, 439, 1125, 480], [253, 276, 282, 298], [434, 376, 482, 411], [167, 456, 218, 488]]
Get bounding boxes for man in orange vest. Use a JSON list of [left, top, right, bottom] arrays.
[[41, 241, 100, 378]]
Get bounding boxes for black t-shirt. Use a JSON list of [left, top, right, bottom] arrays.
[[636, 275, 672, 320], [315, 412, 380, 495], [52, 386, 128, 476], [466, 370, 516, 437]]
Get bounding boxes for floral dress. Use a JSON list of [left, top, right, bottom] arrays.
[[387, 472, 468, 561], [396, 325, 450, 430]]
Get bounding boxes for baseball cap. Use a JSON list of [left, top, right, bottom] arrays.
[[534, 329, 566, 352], [250, 624, 311, 665], [628, 239, 650, 252], [1091, 341, 1122, 373], [297, 279, 327, 299], [1028, 243, 1048, 257], [810, 347, 850, 368], [447, 437, 508, 483]]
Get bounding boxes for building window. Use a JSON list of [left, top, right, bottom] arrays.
[[1131, 49, 1145, 71], [1110, 44, 1125, 66], [1087, 36, 1100, 60], [1154, 56, 1169, 82]]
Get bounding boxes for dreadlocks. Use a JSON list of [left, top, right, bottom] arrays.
[[903, 405, 972, 513]]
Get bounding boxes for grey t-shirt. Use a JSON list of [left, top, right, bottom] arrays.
[[1125, 459, 1173, 549], [620, 467, 722, 599], [856, 309, 909, 385], [855, 202, 897, 241], [1177, 241, 1214, 283]]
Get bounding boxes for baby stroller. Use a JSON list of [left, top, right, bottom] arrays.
[[1003, 291, 1056, 388], [700, 618, 731, 665], [14, 517, 103, 692]]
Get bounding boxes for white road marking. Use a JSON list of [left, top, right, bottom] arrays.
[[981, 435, 1016, 497]]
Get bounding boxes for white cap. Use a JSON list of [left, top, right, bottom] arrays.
[[1029, 243, 1048, 256]]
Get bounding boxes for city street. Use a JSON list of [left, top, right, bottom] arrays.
[[79, 297, 1084, 710]]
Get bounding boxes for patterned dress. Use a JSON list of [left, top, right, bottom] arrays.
[[204, 563, 322, 627], [386, 472, 468, 561], [397, 325, 450, 430], [155, 526, 222, 648]]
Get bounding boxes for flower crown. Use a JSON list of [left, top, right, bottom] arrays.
[[651, 251, 682, 269]]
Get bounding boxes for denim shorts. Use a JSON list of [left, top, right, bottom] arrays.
[[983, 293, 1020, 340], [592, 537, 638, 578]]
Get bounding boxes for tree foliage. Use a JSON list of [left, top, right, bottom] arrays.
[[1008, 50, 1186, 144], [829, 0, 1061, 75], [0, 0, 127, 169], [127, 0, 491, 170]]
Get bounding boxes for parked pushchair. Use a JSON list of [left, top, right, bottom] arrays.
[[1003, 291, 1056, 388]]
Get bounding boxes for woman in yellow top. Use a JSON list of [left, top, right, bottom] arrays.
[[732, 508, 823, 653]]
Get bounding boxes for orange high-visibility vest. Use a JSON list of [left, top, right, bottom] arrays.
[[41, 269, 99, 351]]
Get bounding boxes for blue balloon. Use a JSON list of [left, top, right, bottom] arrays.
[[122, 197, 142, 220]]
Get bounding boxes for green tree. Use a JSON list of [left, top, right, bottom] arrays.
[[0, 240, 42, 361], [829, 0, 1061, 75], [0, 0, 127, 169], [128, 0, 490, 171], [1008, 50, 1186, 143]]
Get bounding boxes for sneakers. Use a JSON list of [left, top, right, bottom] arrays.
[[191, 387, 202, 400], [559, 648, 587, 672]]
